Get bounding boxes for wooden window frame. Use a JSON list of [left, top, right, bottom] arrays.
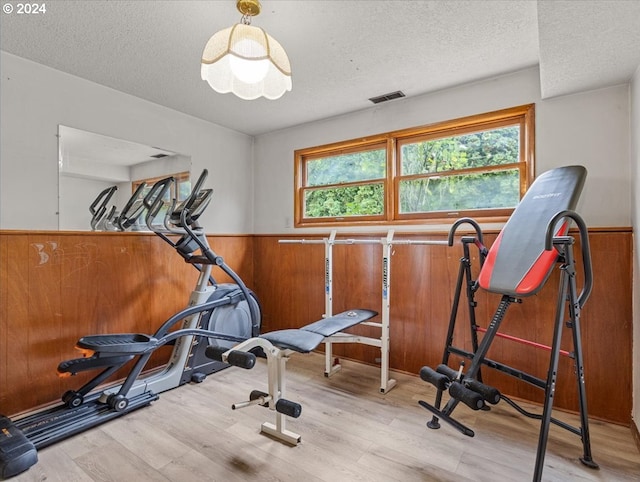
[[132, 171, 191, 202], [294, 104, 535, 227]]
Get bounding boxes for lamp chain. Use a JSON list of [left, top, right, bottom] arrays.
[[237, 0, 260, 25]]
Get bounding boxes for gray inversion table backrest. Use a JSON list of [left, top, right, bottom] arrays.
[[477, 165, 586, 297]]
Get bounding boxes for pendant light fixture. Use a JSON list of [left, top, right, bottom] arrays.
[[201, 0, 292, 100]]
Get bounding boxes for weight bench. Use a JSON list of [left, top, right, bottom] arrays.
[[205, 308, 377, 445], [418, 165, 598, 481]]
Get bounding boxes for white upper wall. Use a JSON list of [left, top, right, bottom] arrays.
[[0, 52, 254, 234], [253, 67, 631, 234], [2, 58, 631, 235]]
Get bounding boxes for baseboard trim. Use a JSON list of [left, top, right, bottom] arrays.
[[632, 419, 640, 454]]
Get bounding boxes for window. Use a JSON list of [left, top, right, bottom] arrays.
[[132, 172, 191, 225], [295, 104, 534, 226], [132, 171, 191, 203]]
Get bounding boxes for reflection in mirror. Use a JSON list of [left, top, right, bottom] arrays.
[[58, 125, 191, 231]]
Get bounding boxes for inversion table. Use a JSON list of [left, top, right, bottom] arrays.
[[418, 165, 598, 481]]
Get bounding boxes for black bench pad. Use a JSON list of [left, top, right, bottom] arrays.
[[301, 309, 377, 336], [260, 329, 326, 353], [260, 309, 378, 353]]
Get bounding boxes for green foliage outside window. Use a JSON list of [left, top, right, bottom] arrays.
[[305, 184, 384, 218], [304, 127, 519, 218], [177, 180, 191, 201], [297, 105, 532, 224], [399, 127, 520, 213], [400, 127, 519, 175], [304, 148, 385, 218], [306, 149, 386, 187], [399, 170, 520, 213]]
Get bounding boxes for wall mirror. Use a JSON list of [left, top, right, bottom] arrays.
[[58, 125, 191, 231]]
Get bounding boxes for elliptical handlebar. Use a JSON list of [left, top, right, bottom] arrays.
[[184, 169, 208, 209], [89, 185, 118, 231], [116, 182, 147, 231], [178, 205, 260, 329], [447, 217, 484, 246], [170, 169, 211, 227], [89, 185, 117, 216], [143, 170, 213, 236], [544, 210, 593, 307], [162, 198, 179, 233], [143, 176, 175, 233], [140, 168, 259, 329]]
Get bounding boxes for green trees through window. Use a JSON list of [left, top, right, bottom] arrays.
[[304, 148, 386, 217], [398, 127, 521, 214], [295, 104, 533, 226]]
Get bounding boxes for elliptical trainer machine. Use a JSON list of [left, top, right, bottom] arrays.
[[0, 170, 261, 479]]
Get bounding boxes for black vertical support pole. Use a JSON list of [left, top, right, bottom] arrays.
[[427, 249, 468, 429], [440, 295, 512, 417], [442, 250, 469, 367], [565, 245, 598, 468], [462, 239, 482, 382], [532, 243, 570, 482], [458, 295, 512, 381]]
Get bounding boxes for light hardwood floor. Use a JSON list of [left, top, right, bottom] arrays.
[[11, 353, 640, 481]]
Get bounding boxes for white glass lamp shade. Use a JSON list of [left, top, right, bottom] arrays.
[[201, 23, 292, 100]]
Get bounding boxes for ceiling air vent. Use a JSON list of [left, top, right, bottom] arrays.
[[150, 153, 169, 159], [368, 90, 405, 104]]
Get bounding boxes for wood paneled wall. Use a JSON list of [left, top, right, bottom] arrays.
[[0, 231, 254, 417], [254, 229, 633, 425], [0, 228, 633, 426]]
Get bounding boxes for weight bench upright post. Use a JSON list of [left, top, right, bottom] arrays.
[[280, 230, 398, 393], [379, 229, 394, 393], [323, 229, 397, 392], [260, 342, 301, 445], [323, 230, 336, 379]]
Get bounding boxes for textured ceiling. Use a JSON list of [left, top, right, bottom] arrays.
[[538, 0, 640, 98], [1, 1, 639, 136]]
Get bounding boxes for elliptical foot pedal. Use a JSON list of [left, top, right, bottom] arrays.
[[0, 415, 38, 478]]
